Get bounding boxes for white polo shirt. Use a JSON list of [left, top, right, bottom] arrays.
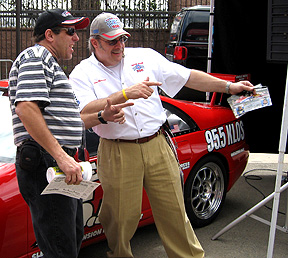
[[69, 47, 190, 140]]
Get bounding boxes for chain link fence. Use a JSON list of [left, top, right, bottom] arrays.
[[0, 0, 210, 77]]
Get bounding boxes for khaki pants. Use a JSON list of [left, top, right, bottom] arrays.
[[97, 134, 204, 258]]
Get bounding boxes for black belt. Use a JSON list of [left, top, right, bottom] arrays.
[[20, 139, 77, 157], [62, 146, 77, 157], [111, 128, 162, 144]]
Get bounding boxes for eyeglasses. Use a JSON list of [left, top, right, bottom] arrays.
[[98, 35, 128, 46], [61, 27, 76, 36]]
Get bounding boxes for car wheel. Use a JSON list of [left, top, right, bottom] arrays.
[[184, 156, 227, 227]]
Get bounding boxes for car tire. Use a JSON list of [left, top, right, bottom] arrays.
[[184, 155, 227, 228]]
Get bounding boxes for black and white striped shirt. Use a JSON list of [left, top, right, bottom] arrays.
[[9, 44, 83, 148]]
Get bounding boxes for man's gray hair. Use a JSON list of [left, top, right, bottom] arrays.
[[88, 37, 94, 53], [88, 35, 100, 53]]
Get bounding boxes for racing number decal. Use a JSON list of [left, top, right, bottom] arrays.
[[205, 126, 226, 152], [226, 121, 245, 146], [205, 121, 245, 152]]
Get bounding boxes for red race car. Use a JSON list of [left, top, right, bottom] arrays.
[[0, 75, 249, 258]]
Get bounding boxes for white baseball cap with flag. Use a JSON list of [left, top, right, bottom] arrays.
[[90, 12, 131, 40]]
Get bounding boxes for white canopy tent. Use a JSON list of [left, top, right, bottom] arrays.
[[208, 1, 288, 257]]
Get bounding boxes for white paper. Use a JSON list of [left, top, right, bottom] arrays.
[[41, 176, 100, 199]]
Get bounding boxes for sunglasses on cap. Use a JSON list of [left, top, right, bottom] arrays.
[[98, 35, 128, 46]]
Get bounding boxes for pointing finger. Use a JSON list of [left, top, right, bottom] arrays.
[[144, 81, 162, 87], [116, 102, 134, 109]]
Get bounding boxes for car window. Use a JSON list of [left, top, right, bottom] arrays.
[[169, 12, 185, 41], [182, 10, 209, 43], [162, 101, 199, 136], [0, 94, 16, 163]]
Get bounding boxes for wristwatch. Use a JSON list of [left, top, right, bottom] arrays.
[[226, 81, 232, 94], [98, 111, 107, 124]]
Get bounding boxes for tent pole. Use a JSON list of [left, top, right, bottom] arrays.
[[267, 65, 288, 258], [206, 0, 215, 101]]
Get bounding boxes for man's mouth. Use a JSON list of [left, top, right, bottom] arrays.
[[112, 48, 123, 55]]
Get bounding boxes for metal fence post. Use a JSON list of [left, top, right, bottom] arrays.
[[16, 0, 21, 56]]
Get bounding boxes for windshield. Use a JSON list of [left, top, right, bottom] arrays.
[[0, 93, 16, 163]]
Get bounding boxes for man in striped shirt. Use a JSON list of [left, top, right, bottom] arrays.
[[8, 9, 130, 258]]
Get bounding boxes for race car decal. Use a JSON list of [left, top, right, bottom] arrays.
[[180, 162, 190, 170], [83, 228, 104, 241], [231, 148, 245, 157], [83, 194, 101, 228], [31, 251, 43, 258], [205, 121, 245, 152], [83, 162, 101, 229]]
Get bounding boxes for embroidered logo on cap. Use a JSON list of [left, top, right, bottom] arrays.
[[105, 17, 121, 30], [62, 11, 72, 17]]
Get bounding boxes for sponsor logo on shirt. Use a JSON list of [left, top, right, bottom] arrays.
[[131, 62, 144, 72], [94, 79, 107, 84]]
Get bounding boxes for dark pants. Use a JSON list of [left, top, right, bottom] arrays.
[[16, 141, 83, 258]]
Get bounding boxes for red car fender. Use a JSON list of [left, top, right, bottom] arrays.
[[0, 163, 32, 258]]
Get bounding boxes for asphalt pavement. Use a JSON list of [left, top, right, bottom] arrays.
[[78, 153, 288, 258]]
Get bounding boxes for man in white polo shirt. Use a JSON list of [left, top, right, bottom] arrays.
[[70, 12, 254, 258]]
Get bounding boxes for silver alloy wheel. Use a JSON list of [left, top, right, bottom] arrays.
[[190, 161, 225, 220]]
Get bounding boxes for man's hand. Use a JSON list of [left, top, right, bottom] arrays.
[[56, 153, 83, 185], [229, 81, 255, 95], [102, 98, 134, 124], [124, 77, 162, 100]]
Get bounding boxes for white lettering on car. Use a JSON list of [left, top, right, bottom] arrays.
[[180, 162, 190, 170], [82, 162, 102, 229], [32, 251, 44, 258], [82, 228, 104, 241], [205, 121, 245, 152], [231, 148, 245, 157]]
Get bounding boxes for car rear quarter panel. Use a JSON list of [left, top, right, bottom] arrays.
[[0, 163, 29, 258], [163, 97, 249, 192], [176, 129, 249, 192]]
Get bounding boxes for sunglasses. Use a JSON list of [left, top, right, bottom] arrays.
[[99, 35, 128, 46], [61, 27, 76, 36]]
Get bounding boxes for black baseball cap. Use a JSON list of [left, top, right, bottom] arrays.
[[33, 9, 89, 36]]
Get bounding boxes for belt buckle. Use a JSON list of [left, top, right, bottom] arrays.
[[135, 139, 139, 144]]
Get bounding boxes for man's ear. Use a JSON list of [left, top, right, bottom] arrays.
[[45, 29, 54, 42], [90, 38, 98, 48]]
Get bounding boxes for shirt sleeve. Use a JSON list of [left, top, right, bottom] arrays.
[[146, 48, 191, 98], [14, 57, 50, 108], [69, 63, 97, 111]]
